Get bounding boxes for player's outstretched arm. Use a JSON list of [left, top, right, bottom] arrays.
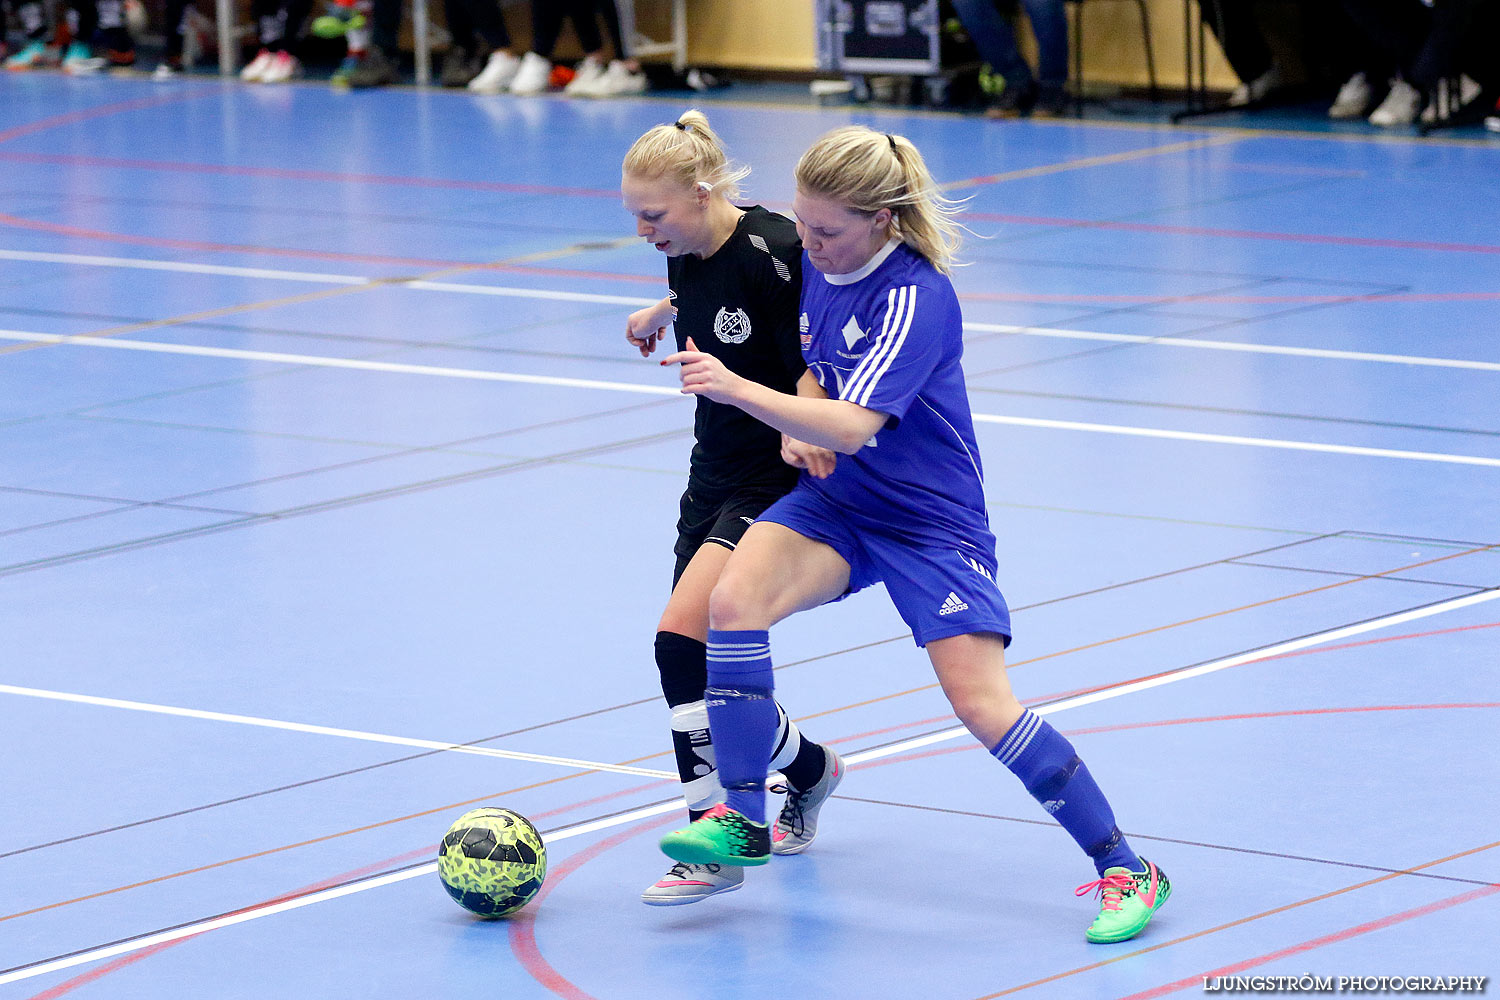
[[626, 296, 676, 357], [662, 339, 885, 454]]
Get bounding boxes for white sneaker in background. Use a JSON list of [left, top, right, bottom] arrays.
[[467, 49, 519, 93], [508, 50, 551, 95], [592, 59, 646, 97], [240, 47, 274, 82], [260, 50, 301, 83], [1420, 74, 1481, 123], [1368, 78, 1421, 126], [563, 55, 606, 95], [1227, 64, 1283, 107], [1328, 72, 1371, 119]]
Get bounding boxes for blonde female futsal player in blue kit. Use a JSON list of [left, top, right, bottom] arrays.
[[658, 125, 1172, 943], [620, 111, 845, 905]]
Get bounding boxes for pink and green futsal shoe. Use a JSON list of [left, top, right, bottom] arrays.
[[1076, 858, 1171, 943], [660, 804, 770, 867]]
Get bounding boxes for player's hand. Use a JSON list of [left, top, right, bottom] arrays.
[[781, 434, 836, 478], [661, 337, 744, 403], [626, 301, 676, 357]]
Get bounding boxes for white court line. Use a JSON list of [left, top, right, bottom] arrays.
[[970, 413, 1500, 469], [0, 329, 679, 397], [964, 322, 1500, 374], [0, 249, 371, 286], [0, 683, 674, 780], [3, 247, 1497, 371], [4, 586, 1496, 987], [4, 328, 1498, 469]]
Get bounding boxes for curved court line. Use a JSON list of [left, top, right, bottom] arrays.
[[5, 588, 1498, 988], [978, 840, 1500, 999], [1122, 883, 1500, 999], [5, 328, 1499, 468], [497, 702, 1500, 1000], [965, 210, 1500, 255], [22, 844, 436, 1000], [796, 547, 1500, 724], [0, 92, 211, 146]]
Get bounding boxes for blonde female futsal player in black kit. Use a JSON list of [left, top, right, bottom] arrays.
[[620, 111, 846, 905]]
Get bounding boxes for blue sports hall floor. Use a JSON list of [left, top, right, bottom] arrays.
[[1, 71, 1497, 999]]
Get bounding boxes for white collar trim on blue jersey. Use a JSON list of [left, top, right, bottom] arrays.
[[821, 238, 902, 286]]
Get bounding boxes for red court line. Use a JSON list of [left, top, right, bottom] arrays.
[[965, 211, 1500, 255], [0, 93, 210, 146], [24, 845, 434, 999], [0, 212, 660, 284], [1120, 882, 1500, 1000], [507, 814, 679, 1000], [0, 151, 621, 200]]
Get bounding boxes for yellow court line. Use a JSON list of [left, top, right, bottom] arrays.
[[941, 133, 1247, 191]]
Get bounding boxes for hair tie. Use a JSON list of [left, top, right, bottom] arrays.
[[675, 120, 689, 131], [886, 133, 898, 152]]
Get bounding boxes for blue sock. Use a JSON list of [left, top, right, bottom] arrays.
[[704, 628, 778, 825], [993, 710, 1142, 876]]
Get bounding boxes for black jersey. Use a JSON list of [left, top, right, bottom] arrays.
[[667, 205, 805, 492]]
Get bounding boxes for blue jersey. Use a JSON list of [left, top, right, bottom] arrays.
[[797, 240, 995, 555]]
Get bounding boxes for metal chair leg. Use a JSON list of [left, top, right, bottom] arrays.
[[1133, 0, 1159, 102]]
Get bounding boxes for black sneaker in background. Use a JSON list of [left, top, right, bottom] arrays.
[[985, 78, 1038, 118], [346, 45, 396, 88], [440, 45, 479, 87]]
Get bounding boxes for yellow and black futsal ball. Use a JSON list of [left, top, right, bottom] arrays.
[[437, 807, 547, 917]]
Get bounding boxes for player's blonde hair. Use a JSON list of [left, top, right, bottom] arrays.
[[622, 109, 750, 200], [794, 126, 963, 274]]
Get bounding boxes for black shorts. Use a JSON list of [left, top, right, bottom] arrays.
[[671, 483, 790, 587]]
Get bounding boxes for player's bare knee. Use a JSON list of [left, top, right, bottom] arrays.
[[707, 575, 764, 630]]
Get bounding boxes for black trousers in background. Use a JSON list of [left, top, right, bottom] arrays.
[[445, 0, 510, 51], [1195, 0, 1273, 83]]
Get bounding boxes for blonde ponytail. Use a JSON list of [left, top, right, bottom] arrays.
[[794, 126, 964, 273], [622, 108, 751, 199]]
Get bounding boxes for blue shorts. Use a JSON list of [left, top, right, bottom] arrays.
[[759, 486, 1012, 648]]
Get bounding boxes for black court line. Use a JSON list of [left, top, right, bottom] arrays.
[[0, 698, 665, 861], [0, 397, 682, 544], [0, 424, 692, 578], [0, 485, 258, 521], [0, 530, 1376, 859], [835, 795, 1500, 889], [1225, 560, 1489, 590], [965, 386, 1500, 440]]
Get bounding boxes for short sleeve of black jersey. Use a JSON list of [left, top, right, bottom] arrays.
[[730, 207, 803, 383], [757, 232, 805, 379]]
